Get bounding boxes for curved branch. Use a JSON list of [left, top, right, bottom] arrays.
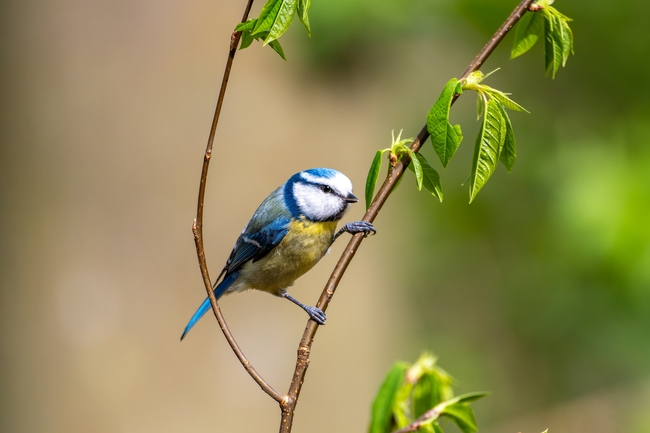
[[192, 0, 284, 403], [278, 0, 537, 430]]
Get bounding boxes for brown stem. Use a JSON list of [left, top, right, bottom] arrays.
[[278, 0, 536, 431], [192, 0, 284, 403], [392, 406, 442, 433]]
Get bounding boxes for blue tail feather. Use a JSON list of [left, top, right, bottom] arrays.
[[180, 272, 240, 341]]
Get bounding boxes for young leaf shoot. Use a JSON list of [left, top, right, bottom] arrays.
[[510, 2, 574, 78], [235, 0, 314, 59], [462, 70, 529, 201], [365, 130, 443, 208], [368, 354, 487, 433]]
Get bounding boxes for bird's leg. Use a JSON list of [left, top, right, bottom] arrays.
[[334, 221, 376, 241], [282, 293, 327, 325]]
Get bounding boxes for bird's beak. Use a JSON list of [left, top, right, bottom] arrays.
[[345, 192, 359, 203]]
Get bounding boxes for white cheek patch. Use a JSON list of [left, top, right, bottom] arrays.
[[293, 183, 343, 221]]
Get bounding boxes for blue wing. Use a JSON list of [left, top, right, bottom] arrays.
[[180, 216, 290, 340], [223, 216, 290, 274]]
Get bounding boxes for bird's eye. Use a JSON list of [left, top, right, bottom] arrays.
[[320, 185, 332, 193]]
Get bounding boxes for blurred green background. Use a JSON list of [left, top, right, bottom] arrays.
[[2, 0, 650, 432]]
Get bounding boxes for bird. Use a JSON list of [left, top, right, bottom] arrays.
[[181, 168, 376, 340]]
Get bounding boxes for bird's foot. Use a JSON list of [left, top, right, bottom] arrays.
[[335, 221, 376, 240], [304, 305, 327, 325], [283, 293, 327, 325]]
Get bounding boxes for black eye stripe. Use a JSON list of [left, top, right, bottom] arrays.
[[299, 179, 342, 197]]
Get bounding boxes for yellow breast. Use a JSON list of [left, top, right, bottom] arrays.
[[237, 218, 337, 295]]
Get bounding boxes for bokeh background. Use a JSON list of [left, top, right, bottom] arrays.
[[2, 0, 650, 432]]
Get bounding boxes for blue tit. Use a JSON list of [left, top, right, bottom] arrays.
[[181, 168, 376, 340]]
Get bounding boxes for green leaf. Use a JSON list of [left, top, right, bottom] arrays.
[[427, 78, 463, 167], [511, 11, 544, 58], [498, 104, 516, 172], [236, 19, 258, 51], [297, 0, 312, 36], [543, 10, 563, 78], [550, 14, 565, 77], [267, 39, 287, 60], [409, 154, 443, 202], [414, 392, 487, 433], [265, 0, 298, 44], [429, 392, 488, 433], [556, 19, 568, 67], [365, 150, 383, 210], [564, 19, 575, 57], [240, 31, 255, 50], [550, 12, 567, 66], [413, 373, 439, 418], [431, 423, 444, 433], [404, 148, 423, 191], [393, 383, 413, 430], [469, 96, 506, 203], [235, 19, 257, 32], [369, 362, 408, 433], [393, 362, 416, 430], [558, 15, 573, 65], [441, 403, 478, 433], [238, 30, 287, 60], [252, 0, 299, 44], [487, 90, 529, 113], [541, 7, 574, 74], [253, 0, 283, 34], [450, 392, 490, 404]]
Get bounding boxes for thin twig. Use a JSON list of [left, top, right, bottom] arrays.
[[392, 406, 442, 433], [278, 0, 536, 431], [192, 0, 284, 403]]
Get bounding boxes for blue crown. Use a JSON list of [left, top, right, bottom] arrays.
[[302, 168, 337, 179]]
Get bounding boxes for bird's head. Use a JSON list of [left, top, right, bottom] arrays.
[[285, 168, 358, 222]]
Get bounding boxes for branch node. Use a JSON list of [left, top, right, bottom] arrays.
[[280, 394, 293, 409], [297, 345, 310, 359], [230, 31, 239, 51]]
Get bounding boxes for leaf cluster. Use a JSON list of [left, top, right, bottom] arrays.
[[366, 71, 527, 205], [365, 131, 443, 210], [461, 70, 528, 202], [235, 0, 312, 59], [368, 353, 488, 433], [363, 3, 574, 207], [511, 0, 574, 78]]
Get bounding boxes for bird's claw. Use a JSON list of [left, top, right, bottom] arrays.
[[338, 221, 376, 238], [343, 221, 377, 236], [305, 306, 327, 325]]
